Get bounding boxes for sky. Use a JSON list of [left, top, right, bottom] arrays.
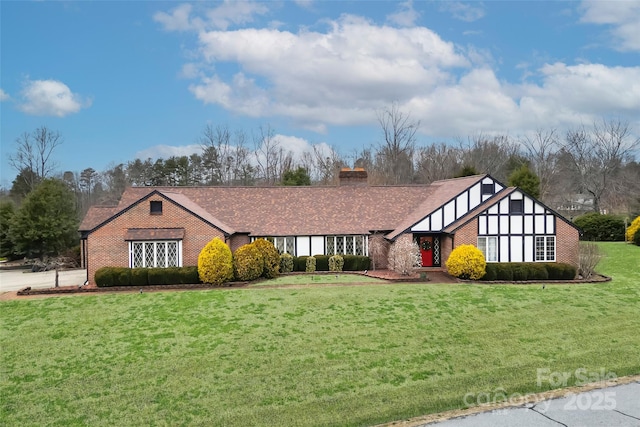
[[1, 0, 639, 188]]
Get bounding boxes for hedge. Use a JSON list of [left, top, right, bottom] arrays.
[[574, 213, 625, 241], [479, 263, 576, 281], [292, 255, 370, 272], [95, 266, 201, 287]]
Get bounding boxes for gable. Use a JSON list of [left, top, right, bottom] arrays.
[[410, 176, 504, 233]]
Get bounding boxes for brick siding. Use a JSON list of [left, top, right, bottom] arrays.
[[85, 196, 225, 285]]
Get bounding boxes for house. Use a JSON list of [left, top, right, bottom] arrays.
[[79, 169, 580, 284]]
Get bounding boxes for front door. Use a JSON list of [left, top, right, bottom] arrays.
[[419, 236, 433, 267]]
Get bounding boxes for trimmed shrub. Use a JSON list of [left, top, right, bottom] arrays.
[[482, 263, 498, 281], [627, 216, 640, 242], [305, 256, 316, 273], [446, 245, 486, 280], [343, 255, 371, 271], [233, 243, 264, 281], [181, 266, 200, 284], [528, 264, 549, 281], [130, 268, 149, 286], [294, 256, 308, 272], [113, 268, 132, 286], [95, 267, 115, 287], [280, 253, 294, 273], [574, 213, 625, 241], [635, 229, 640, 246], [329, 255, 344, 272], [252, 239, 280, 278], [495, 263, 514, 281], [313, 255, 330, 271], [198, 237, 234, 285], [512, 264, 529, 281]]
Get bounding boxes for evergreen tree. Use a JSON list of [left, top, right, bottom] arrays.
[[508, 164, 541, 198], [9, 179, 79, 259]]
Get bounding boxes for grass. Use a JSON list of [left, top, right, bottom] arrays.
[[1, 243, 639, 426], [250, 273, 386, 287]]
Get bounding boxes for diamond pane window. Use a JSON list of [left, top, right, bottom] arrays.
[[286, 237, 295, 254], [326, 237, 335, 255], [129, 241, 181, 268], [433, 237, 440, 265], [156, 243, 166, 267], [345, 236, 354, 255], [275, 237, 285, 253], [145, 242, 155, 267], [167, 242, 178, 267], [336, 236, 344, 254], [133, 243, 143, 268], [355, 236, 364, 256]]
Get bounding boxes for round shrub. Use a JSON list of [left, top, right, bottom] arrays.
[[252, 239, 280, 278], [329, 255, 344, 272], [280, 253, 294, 273], [306, 256, 316, 273], [446, 245, 486, 280], [198, 237, 234, 285], [233, 243, 264, 281]]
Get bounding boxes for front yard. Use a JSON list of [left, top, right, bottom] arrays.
[[1, 243, 638, 426]]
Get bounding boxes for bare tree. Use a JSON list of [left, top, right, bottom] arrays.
[[563, 119, 639, 213], [376, 103, 419, 184], [520, 129, 560, 201], [458, 134, 519, 182], [415, 143, 462, 184], [254, 124, 293, 185], [9, 126, 63, 193]]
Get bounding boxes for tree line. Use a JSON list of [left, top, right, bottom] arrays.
[[1, 110, 639, 260]]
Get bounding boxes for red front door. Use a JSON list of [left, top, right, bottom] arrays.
[[419, 236, 433, 267]]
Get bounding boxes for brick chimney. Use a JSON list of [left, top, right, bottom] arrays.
[[338, 167, 368, 186]]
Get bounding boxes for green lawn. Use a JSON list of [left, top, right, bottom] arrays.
[[1, 243, 639, 426], [250, 273, 386, 287]]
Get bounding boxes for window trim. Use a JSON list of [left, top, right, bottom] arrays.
[[150, 201, 163, 215], [535, 235, 556, 262], [482, 183, 495, 195], [510, 199, 524, 214], [129, 240, 182, 268], [477, 236, 498, 262]]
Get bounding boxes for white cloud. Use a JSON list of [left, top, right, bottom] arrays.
[[387, 0, 420, 27], [579, 0, 640, 51], [440, 2, 485, 22], [18, 79, 90, 117], [190, 15, 468, 129], [166, 8, 639, 140], [0, 89, 9, 101], [135, 144, 202, 160], [154, 1, 269, 32]]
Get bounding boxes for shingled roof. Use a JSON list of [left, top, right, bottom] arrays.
[[80, 175, 490, 238]]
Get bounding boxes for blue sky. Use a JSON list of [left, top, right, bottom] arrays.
[[1, 1, 639, 188]]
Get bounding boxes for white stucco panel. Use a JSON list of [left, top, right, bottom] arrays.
[[296, 236, 310, 257], [311, 236, 324, 256]]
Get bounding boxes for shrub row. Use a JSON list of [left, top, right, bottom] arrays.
[[480, 263, 576, 281], [95, 267, 200, 287], [292, 255, 370, 272], [574, 213, 625, 241]]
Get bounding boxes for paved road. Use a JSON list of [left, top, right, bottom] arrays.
[[0, 269, 87, 292], [422, 381, 640, 426]]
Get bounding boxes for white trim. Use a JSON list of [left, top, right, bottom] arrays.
[[129, 240, 182, 268]]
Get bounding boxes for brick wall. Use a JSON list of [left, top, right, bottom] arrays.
[[86, 196, 225, 285], [556, 219, 580, 266], [230, 234, 251, 252]]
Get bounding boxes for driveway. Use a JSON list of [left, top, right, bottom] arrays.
[[421, 381, 640, 427], [0, 269, 87, 292]]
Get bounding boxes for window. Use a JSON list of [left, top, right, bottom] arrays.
[[477, 236, 498, 262], [482, 183, 495, 195], [150, 201, 163, 215], [325, 235, 369, 256], [535, 236, 555, 261], [130, 241, 181, 268], [254, 237, 295, 254], [510, 199, 524, 213]]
